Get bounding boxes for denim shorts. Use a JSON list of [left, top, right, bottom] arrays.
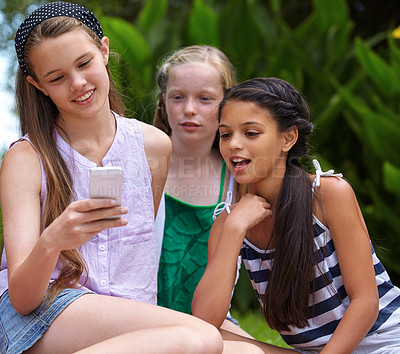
[[0, 288, 93, 354]]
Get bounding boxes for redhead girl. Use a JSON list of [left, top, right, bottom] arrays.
[[154, 45, 250, 336]]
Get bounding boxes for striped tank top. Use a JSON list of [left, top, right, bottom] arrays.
[[241, 161, 400, 350]]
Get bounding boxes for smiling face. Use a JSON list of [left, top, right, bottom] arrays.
[[163, 62, 224, 147], [219, 100, 297, 189], [26, 28, 110, 122]]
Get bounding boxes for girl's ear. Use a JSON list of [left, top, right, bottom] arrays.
[[101, 36, 110, 65], [26, 75, 48, 96], [282, 125, 298, 152]]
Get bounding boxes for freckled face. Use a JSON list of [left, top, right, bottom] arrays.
[[164, 62, 224, 146], [27, 29, 110, 121], [219, 101, 288, 186]]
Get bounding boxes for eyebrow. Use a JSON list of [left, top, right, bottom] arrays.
[[219, 121, 264, 128], [167, 87, 219, 96], [43, 52, 91, 78]]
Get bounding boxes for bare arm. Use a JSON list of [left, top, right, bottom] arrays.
[[318, 178, 379, 353], [0, 141, 128, 315], [192, 194, 272, 327], [140, 121, 171, 217], [1, 141, 53, 314], [192, 213, 240, 327]]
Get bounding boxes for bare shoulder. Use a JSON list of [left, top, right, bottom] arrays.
[[0, 140, 42, 194], [317, 176, 355, 201], [1, 140, 40, 173], [315, 176, 362, 229], [138, 121, 172, 158]]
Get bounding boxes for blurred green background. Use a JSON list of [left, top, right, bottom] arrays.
[[1, 0, 400, 345]]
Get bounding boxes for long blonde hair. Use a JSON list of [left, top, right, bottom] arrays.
[[16, 16, 125, 302]]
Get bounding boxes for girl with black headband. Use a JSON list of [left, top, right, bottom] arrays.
[[0, 2, 230, 353]]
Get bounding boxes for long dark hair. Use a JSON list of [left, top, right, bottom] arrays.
[[16, 16, 125, 302], [219, 77, 315, 331]]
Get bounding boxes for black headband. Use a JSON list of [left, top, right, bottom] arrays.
[[15, 1, 103, 75]]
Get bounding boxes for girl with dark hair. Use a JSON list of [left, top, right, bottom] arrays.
[[192, 77, 400, 353], [0, 2, 225, 353]]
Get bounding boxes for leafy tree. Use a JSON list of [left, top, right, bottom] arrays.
[[1, 0, 399, 310]]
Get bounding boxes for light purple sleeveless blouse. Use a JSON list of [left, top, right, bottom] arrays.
[[0, 114, 157, 304]]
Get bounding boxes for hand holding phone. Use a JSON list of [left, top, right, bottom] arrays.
[[89, 166, 123, 219]]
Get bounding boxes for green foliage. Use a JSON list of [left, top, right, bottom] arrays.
[[188, 0, 219, 46], [384, 162, 400, 197], [330, 33, 400, 279], [354, 37, 400, 97], [2, 0, 399, 310], [137, 0, 168, 34], [219, 0, 262, 74]]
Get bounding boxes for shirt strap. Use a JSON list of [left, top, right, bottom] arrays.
[[213, 173, 235, 220], [311, 159, 343, 194], [216, 162, 227, 203]]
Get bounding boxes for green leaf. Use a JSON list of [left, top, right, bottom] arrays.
[[383, 161, 400, 196], [248, 0, 278, 50], [388, 34, 400, 78], [354, 37, 400, 97], [333, 79, 400, 166], [313, 0, 349, 30], [296, 0, 349, 41], [364, 179, 400, 275], [371, 94, 399, 122], [316, 73, 363, 127], [138, 0, 168, 34], [219, 0, 261, 73], [323, 23, 353, 73], [188, 0, 219, 45], [100, 16, 151, 69], [314, 93, 343, 124]]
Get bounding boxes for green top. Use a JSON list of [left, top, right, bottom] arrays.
[[157, 163, 226, 314]]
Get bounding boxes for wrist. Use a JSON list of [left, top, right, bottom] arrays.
[[39, 228, 62, 258], [223, 216, 248, 239]]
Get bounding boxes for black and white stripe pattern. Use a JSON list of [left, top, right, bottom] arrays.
[[241, 215, 400, 349]]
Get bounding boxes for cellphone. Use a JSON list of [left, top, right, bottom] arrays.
[[89, 166, 123, 218]]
